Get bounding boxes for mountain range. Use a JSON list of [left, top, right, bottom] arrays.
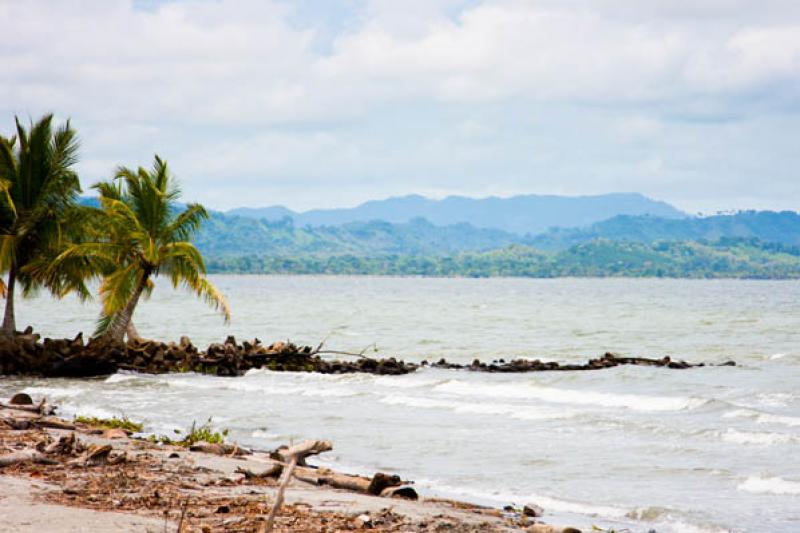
[[227, 192, 685, 235]]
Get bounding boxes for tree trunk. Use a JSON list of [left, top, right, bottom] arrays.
[[2, 265, 16, 336], [126, 320, 141, 342], [106, 273, 149, 343]]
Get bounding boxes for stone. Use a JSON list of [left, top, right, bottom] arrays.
[[102, 428, 128, 439], [9, 392, 33, 405]]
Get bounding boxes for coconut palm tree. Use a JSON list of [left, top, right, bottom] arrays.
[[58, 155, 230, 342], [0, 114, 87, 336]]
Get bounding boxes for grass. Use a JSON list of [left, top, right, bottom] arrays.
[[74, 415, 144, 433], [146, 418, 229, 447]]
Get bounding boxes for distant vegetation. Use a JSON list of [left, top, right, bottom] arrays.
[[206, 238, 800, 279], [529, 210, 800, 250], [194, 215, 521, 256]]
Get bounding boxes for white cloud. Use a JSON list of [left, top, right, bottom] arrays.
[[0, 0, 798, 212]]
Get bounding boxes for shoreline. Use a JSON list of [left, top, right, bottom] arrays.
[[0, 396, 581, 532]]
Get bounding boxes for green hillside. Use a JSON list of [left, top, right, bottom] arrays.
[[529, 211, 800, 250], [206, 238, 800, 279]]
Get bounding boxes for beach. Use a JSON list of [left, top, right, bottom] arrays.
[[0, 399, 576, 532]]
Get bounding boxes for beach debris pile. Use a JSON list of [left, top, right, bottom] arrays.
[[1, 395, 578, 532], [0, 327, 733, 378]]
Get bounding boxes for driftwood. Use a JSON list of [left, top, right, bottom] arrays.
[[0, 415, 75, 431], [235, 463, 283, 479], [69, 444, 126, 467], [0, 398, 55, 415], [34, 416, 76, 430], [189, 441, 251, 456], [275, 439, 332, 466], [0, 449, 58, 467], [263, 440, 332, 533], [42, 433, 77, 455]]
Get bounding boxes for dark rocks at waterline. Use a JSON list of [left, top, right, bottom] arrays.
[[421, 352, 735, 372], [0, 328, 733, 378], [0, 331, 418, 378]]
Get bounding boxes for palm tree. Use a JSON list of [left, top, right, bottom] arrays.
[[58, 155, 230, 342], [0, 114, 87, 336]]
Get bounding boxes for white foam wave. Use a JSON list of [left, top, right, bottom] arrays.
[[434, 381, 705, 412], [105, 373, 140, 384], [379, 395, 574, 420], [721, 428, 795, 446], [22, 386, 82, 398], [419, 480, 628, 519], [724, 408, 800, 427], [738, 476, 800, 495], [373, 376, 441, 389]]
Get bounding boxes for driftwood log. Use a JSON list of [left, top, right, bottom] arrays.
[[0, 449, 58, 467]]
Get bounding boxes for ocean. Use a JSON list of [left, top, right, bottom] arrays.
[[3, 276, 800, 532]]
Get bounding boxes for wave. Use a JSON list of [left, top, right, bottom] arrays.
[[738, 476, 800, 495], [104, 373, 142, 384], [373, 376, 442, 389], [433, 381, 706, 412], [721, 428, 796, 446], [724, 408, 800, 427], [416, 479, 628, 519], [22, 386, 83, 398], [379, 394, 575, 420]]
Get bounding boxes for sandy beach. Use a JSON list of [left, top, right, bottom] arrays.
[[0, 396, 579, 532]]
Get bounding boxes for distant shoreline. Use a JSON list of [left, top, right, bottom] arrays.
[[203, 238, 800, 280]]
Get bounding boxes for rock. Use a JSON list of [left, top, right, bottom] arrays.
[[102, 428, 128, 439], [367, 472, 402, 495], [523, 504, 543, 517], [215, 504, 230, 513], [380, 485, 418, 500], [62, 481, 83, 495], [353, 513, 372, 528], [9, 392, 33, 405]]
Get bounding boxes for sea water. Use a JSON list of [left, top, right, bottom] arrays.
[[3, 276, 800, 532]]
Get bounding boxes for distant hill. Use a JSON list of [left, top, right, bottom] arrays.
[[530, 210, 800, 250], [227, 193, 685, 235], [193, 215, 522, 257]]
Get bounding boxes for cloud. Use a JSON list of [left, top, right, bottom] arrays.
[[0, 0, 798, 212]]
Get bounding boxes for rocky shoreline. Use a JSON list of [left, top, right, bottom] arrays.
[[0, 328, 734, 378]]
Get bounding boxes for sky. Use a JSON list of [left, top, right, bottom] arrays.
[[1, 0, 799, 214]]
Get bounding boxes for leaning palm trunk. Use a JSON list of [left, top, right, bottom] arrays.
[[126, 320, 141, 342], [105, 276, 148, 343], [2, 266, 16, 335]]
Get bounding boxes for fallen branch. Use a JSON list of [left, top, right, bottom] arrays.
[[0, 449, 58, 467], [275, 439, 332, 466], [263, 440, 332, 533], [235, 463, 283, 479]]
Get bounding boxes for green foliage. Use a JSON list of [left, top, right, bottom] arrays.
[[205, 238, 800, 279], [58, 156, 230, 340], [530, 211, 800, 250], [146, 418, 229, 447], [0, 114, 89, 331], [74, 415, 143, 433]]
